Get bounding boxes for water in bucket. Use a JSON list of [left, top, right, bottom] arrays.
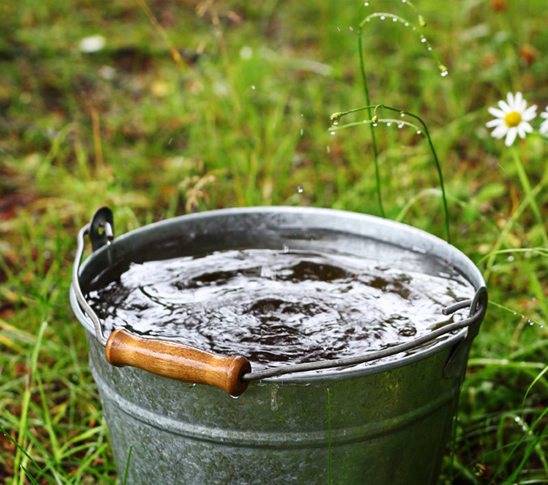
[[86, 246, 474, 371]]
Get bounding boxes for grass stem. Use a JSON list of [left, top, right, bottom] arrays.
[[510, 147, 548, 247], [357, 28, 384, 217]]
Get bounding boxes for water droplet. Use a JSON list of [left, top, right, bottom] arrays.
[[297, 185, 303, 194], [168, 138, 173, 146], [508, 255, 514, 262], [283, 244, 289, 253], [364, 1, 369, 5], [400, 112, 405, 117], [387, 122, 392, 126], [366, 18, 370, 22], [337, 26, 341, 31], [380, 15, 385, 20], [402, 0, 407, 3], [398, 123, 403, 128], [420, 36, 427, 43], [251, 85, 256, 90], [427, 46, 432, 51], [441, 70, 449, 77], [529, 320, 533, 326], [514, 417, 520, 423], [393, 17, 397, 22], [301, 113, 304, 117], [405, 22, 409, 26], [332, 121, 339, 126], [416, 130, 421, 134], [514, 312, 517, 315], [327, 145, 331, 153], [412, 27, 416, 31], [300, 128, 304, 136], [330, 131, 336, 135], [349, 26, 354, 31], [372, 123, 378, 127]]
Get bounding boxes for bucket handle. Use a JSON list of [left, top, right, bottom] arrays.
[[72, 207, 486, 395], [71, 207, 251, 396]]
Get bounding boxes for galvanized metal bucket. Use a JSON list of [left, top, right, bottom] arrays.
[[70, 206, 487, 485]]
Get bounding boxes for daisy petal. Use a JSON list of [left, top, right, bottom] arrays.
[[520, 99, 527, 112], [507, 92, 514, 108], [498, 100, 511, 113], [486, 119, 504, 128], [540, 120, 548, 135], [505, 127, 518, 146], [541, 111, 548, 120], [517, 125, 526, 139], [514, 92, 523, 110], [488, 107, 506, 118], [491, 124, 508, 139], [522, 105, 537, 121], [521, 122, 533, 133]]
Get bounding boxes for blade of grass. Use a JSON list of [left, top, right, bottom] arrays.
[[13, 321, 48, 485]]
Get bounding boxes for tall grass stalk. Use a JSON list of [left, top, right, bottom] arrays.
[[510, 147, 548, 246], [331, 104, 450, 242]]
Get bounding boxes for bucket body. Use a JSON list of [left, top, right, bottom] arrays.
[[71, 207, 486, 485]]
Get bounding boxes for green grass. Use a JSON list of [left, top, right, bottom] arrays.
[[1, 0, 547, 483]]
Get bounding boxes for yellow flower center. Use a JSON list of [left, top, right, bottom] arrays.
[[504, 111, 522, 128]]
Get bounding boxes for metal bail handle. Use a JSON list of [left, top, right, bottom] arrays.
[[73, 207, 487, 394], [442, 286, 488, 379]]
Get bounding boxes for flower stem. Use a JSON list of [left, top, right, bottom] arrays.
[[510, 147, 548, 247], [358, 27, 385, 218]]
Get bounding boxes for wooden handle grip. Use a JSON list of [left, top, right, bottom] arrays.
[[105, 329, 251, 396]]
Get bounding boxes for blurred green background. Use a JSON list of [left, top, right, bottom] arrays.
[[1, 0, 547, 483]]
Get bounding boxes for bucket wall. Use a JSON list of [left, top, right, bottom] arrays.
[[87, 332, 463, 484]]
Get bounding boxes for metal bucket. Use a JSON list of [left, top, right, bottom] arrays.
[[70, 206, 487, 485]]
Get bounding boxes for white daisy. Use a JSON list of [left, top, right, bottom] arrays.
[[486, 92, 537, 146], [540, 107, 548, 135]]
